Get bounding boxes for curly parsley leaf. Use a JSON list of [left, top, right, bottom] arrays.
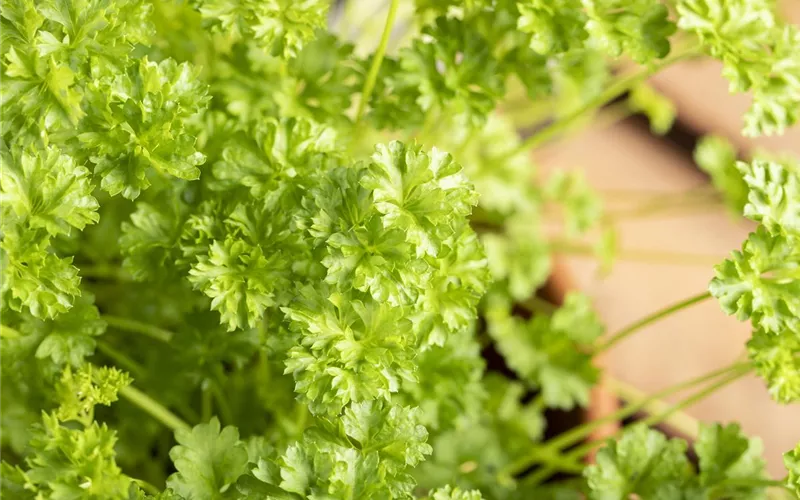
[[167, 417, 250, 500]]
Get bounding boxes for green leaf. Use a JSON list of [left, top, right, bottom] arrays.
[[585, 424, 693, 499], [486, 292, 602, 409], [55, 364, 132, 424], [584, 0, 676, 63], [628, 83, 676, 135], [81, 57, 208, 200], [397, 17, 504, 126], [428, 484, 484, 500], [747, 327, 800, 403], [23, 413, 133, 499], [282, 287, 417, 415], [191, 0, 329, 58], [695, 423, 768, 498], [516, 0, 588, 55], [1, 227, 81, 319], [709, 226, 800, 335], [167, 417, 250, 500], [545, 169, 603, 236], [694, 135, 748, 214], [738, 157, 800, 235], [677, 0, 800, 136], [786, 443, 800, 497], [16, 292, 106, 367], [363, 141, 479, 258], [0, 146, 99, 236]]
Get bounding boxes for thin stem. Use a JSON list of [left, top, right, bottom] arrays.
[[594, 291, 712, 353], [503, 361, 748, 478], [96, 340, 146, 378], [0, 324, 21, 338], [133, 479, 161, 496], [639, 367, 749, 428], [119, 385, 191, 433], [354, 0, 399, 125], [523, 366, 750, 487], [607, 376, 700, 440], [79, 264, 128, 281], [507, 46, 701, 156], [210, 367, 234, 425], [551, 240, 724, 267], [519, 296, 558, 315], [104, 315, 173, 343], [201, 386, 212, 423]]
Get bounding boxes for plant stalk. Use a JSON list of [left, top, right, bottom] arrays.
[[119, 385, 191, 433], [594, 290, 712, 353], [550, 240, 724, 267], [522, 366, 750, 487], [507, 46, 701, 156], [354, 0, 399, 125], [503, 360, 748, 478], [104, 315, 174, 343]]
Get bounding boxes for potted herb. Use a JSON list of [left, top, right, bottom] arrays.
[[2, 0, 799, 498]]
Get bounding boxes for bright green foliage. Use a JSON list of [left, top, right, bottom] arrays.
[[16, 293, 106, 367], [0, 147, 99, 236], [738, 157, 800, 234], [11, 414, 134, 499], [1, 227, 82, 318], [747, 327, 800, 403], [695, 423, 768, 498], [677, 0, 800, 136], [583, 0, 675, 64], [254, 400, 432, 499], [786, 444, 800, 496], [516, 0, 587, 55], [80, 58, 208, 200], [628, 83, 676, 135], [191, 0, 329, 58], [2, 0, 797, 497], [694, 135, 748, 214], [428, 485, 484, 500], [586, 424, 694, 499], [710, 226, 800, 335], [395, 17, 503, 126], [55, 364, 131, 424], [586, 423, 768, 499], [516, 0, 675, 63], [486, 292, 603, 409], [414, 374, 546, 499], [545, 169, 604, 236], [167, 418, 250, 499]]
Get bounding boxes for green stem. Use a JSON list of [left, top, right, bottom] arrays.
[[594, 291, 712, 353], [523, 366, 750, 487], [210, 367, 234, 426], [607, 376, 700, 440], [354, 0, 399, 125], [507, 46, 701, 156], [519, 296, 558, 315], [119, 385, 191, 433], [551, 240, 724, 267], [79, 264, 128, 281], [104, 315, 173, 343], [96, 340, 146, 378], [133, 479, 161, 496], [201, 386, 212, 423], [503, 361, 748, 478], [638, 367, 749, 428], [0, 324, 21, 339]]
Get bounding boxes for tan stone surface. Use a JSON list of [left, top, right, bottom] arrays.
[[538, 123, 800, 476]]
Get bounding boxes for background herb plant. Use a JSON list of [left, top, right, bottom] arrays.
[[1, 0, 800, 498]]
